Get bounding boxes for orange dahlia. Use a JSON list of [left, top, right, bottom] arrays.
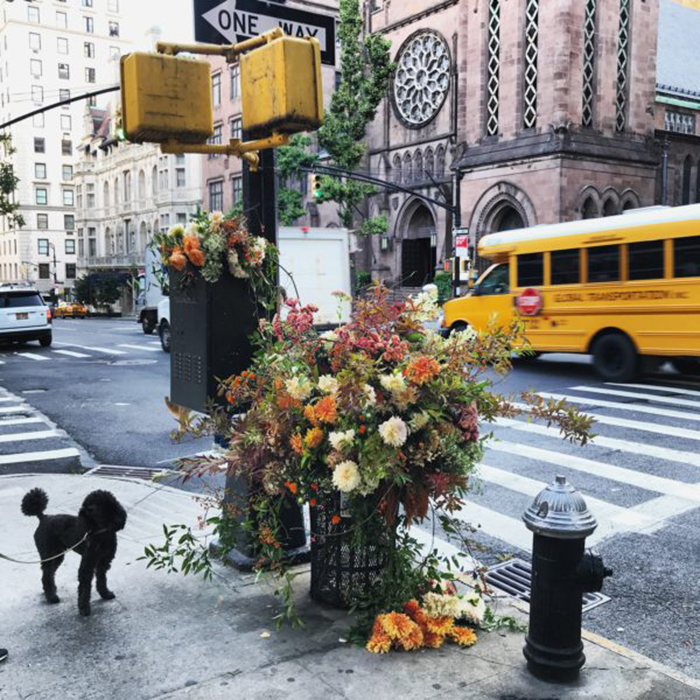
[[314, 395, 337, 424], [183, 234, 200, 254], [404, 356, 441, 385], [304, 404, 319, 426], [304, 427, 324, 449], [168, 246, 187, 271], [449, 626, 477, 648], [425, 616, 454, 636], [187, 248, 205, 267], [397, 623, 424, 651], [423, 631, 445, 649], [289, 434, 304, 455], [380, 612, 415, 641], [366, 631, 391, 654]]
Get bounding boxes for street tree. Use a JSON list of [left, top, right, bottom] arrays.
[[94, 276, 123, 315], [73, 275, 91, 306], [0, 133, 25, 231], [277, 0, 393, 235]]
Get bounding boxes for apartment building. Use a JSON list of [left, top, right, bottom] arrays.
[[0, 0, 132, 296]]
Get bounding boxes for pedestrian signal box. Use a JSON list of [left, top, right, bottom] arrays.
[[120, 52, 213, 144], [241, 35, 323, 139]]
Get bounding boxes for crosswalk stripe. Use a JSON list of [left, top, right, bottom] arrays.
[[571, 385, 700, 410], [627, 495, 700, 536], [0, 416, 45, 427], [17, 353, 49, 362], [0, 405, 31, 415], [118, 344, 161, 353], [0, 430, 60, 444], [488, 440, 700, 502], [0, 397, 18, 403], [607, 382, 700, 398], [540, 392, 700, 424], [53, 349, 91, 359], [496, 417, 700, 468], [0, 447, 79, 465], [451, 499, 532, 551]]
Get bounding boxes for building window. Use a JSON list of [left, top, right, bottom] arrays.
[[212, 72, 222, 106], [108, 0, 120, 11], [82, 0, 94, 7], [85, 16, 94, 33], [208, 123, 223, 159], [66, 263, 76, 279], [29, 33, 41, 51], [65, 239, 76, 255], [486, 0, 501, 137], [30, 59, 42, 77], [523, 0, 539, 129], [88, 236, 97, 257], [36, 188, 48, 206], [37, 214, 49, 230], [60, 89, 71, 108], [176, 167, 186, 188], [232, 176, 243, 206], [682, 155, 692, 205], [58, 63, 70, 80], [58, 38, 69, 55], [35, 163, 47, 180], [85, 67, 96, 83], [34, 138, 45, 154], [664, 110, 695, 135], [84, 42, 95, 58], [230, 64, 240, 99], [230, 117, 242, 139], [209, 180, 224, 211], [62, 165, 74, 182], [582, 0, 597, 127], [38, 239, 49, 256], [86, 186, 95, 209], [56, 11, 68, 29], [177, 213, 188, 225], [61, 115, 72, 131], [109, 21, 120, 37], [63, 189, 75, 207], [28, 6, 40, 23], [64, 215, 75, 231], [62, 140, 73, 156], [78, 239, 85, 257], [615, 0, 630, 132], [31, 85, 43, 105], [39, 264, 51, 280]]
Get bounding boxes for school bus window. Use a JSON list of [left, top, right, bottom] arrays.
[[517, 253, 544, 287], [674, 236, 700, 278], [550, 249, 580, 285], [588, 245, 620, 283], [477, 264, 510, 296], [629, 240, 664, 281]]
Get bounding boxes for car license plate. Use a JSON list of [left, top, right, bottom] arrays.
[[16, 313, 28, 320]]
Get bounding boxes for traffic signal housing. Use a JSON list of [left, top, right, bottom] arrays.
[[311, 173, 323, 200]]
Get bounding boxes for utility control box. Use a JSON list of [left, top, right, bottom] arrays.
[[120, 52, 213, 144], [241, 36, 324, 139]]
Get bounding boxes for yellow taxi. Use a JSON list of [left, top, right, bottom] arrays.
[[54, 301, 89, 319]]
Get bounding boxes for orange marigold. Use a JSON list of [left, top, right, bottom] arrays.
[[289, 435, 304, 455], [423, 631, 445, 649], [314, 395, 337, 424], [380, 612, 415, 641], [304, 427, 324, 449], [366, 631, 392, 654], [404, 356, 441, 385], [425, 616, 454, 636], [449, 626, 477, 648], [304, 404, 319, 426], [397, 623, 424, 651], [284, 480, 298, 495], [403, 600, 430, 631], [277, 394, 301, 411]]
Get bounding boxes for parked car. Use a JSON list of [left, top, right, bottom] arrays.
[[54, 301, 88, 319], [0, 285, 52, 347]]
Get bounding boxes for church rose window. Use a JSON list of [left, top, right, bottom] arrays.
[[523, 0, 539, 129], [582, 0, 597, 127], [615, 0, 630, 132], [486, 0, 501, 136], [393, 31, 451, 128]]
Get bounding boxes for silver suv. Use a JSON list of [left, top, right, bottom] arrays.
[[0, 286, 52, 347]]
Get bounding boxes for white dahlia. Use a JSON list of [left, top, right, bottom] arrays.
[[285, 376, 313, 401], [378, 416, 408, 448], [329, 429, 355, 452], [318, 375, 339, 395], [332, 460, 361, 493], [457, 594, 486, 625]]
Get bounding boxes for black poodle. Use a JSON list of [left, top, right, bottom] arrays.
[[21, 488, 127, 617]]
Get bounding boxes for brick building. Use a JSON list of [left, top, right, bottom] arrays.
[[364, 0, 697, 288]]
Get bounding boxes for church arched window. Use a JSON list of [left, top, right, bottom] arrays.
[[486, 0, 501, 136], [425, 148, 434, 179], [392, 154, 402, 184], [615, 0, 630, 132], [403, 152, 413, 183], [582, 0, 597, 127], [414, 150, 423, 181], [523, 0, 539, 129]]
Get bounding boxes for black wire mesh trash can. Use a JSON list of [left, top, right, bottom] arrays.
[[310, 494, 395, 609]]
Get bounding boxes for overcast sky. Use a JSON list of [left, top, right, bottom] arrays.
[[127, 0, 195, 49]]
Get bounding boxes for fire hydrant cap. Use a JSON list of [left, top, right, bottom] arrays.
[[522, 475, 597, 539]]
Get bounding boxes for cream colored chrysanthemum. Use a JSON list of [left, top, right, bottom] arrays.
[[378, 416, 408, 448], [363, 384, 377, 407], [329, 429, 355, 452], [209, 211, 224, 231], [456, 594, 486, 625], [332, 460, 361, 493], [253, 236, 267, 262], [318, 375, 339, 395], [168, 224, 185, 238], [380, 373, 406, 395], [228, 249, 248, 279], [422, 592, 460, 619], [410, 411, 431, 432], [185, 222, 199, 237], [285, 376, 313, 401]]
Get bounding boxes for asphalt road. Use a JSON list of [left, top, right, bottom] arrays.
[[1, 318, 699, 680]]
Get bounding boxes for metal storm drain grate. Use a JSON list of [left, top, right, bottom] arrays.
[[85, 465, 175, 482], [485, 558, 610, 613]]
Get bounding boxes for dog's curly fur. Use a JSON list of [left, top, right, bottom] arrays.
[[22, 487, 127, 616]]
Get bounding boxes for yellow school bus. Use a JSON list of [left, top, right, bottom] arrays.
[[441, 204, 700, 381]]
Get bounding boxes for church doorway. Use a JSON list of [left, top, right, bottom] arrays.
[[493, 205, 524, 232], [400, 204, 436, 287]]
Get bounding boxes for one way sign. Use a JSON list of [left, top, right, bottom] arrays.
[[195, 0, 337, 66]]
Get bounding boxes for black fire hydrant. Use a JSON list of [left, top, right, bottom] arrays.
[[522, 475, 613, 683]]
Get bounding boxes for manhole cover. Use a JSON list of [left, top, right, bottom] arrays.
[[109, 359, 158, 366], [485, 558, 610, 613], [86, 465, 176, 481]]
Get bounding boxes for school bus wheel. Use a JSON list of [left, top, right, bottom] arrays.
[[671, 358, 700, 377], [591, 331, 639, 383]]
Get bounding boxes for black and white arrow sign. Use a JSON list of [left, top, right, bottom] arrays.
[[194, 0, 336, 66]]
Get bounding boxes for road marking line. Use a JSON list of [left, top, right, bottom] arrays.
[[0, 397, 18, 403], [540, 392, 700, 423], [59, 344, 127, 355], [515, 402, 700, 442], [0, 447, 79, 465], [496, 416, 700, 468], [118, 344, 161, 353], [607, 382, 700, 398], [488, 440, 700, 502], [0, 416, 45, 427], [571, 385, 700, 410], [52, 349, 91, 358], [0, 430, 60, 444], [627, 495, 700, 536], [0, 405, 31, 415], [17, 353, 50, 362], [451, 499, 532, 551]]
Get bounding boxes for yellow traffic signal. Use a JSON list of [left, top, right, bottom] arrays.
[[120, 52, 213, 144], [311, 174, 323, 200]]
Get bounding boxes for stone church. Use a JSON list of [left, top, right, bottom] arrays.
[[363, 0, 700, 287]]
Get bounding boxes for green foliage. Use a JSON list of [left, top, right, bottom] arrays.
[[73, 275, 91, 305], [358, 213, 388, 238], [434, 271, 452, 304], [94, 277, 123, 310], [278, 187, 306, 225], [0, 134, 24, 229], [354, 270, 372, 294], [277, 134, 317, 179]]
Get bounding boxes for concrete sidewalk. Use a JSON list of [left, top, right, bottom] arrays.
[[1, 473, 699, 700]]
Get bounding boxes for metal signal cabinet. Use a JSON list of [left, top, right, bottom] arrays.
[[120, 52, 214, 144], [241, 36, 324, 139]]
